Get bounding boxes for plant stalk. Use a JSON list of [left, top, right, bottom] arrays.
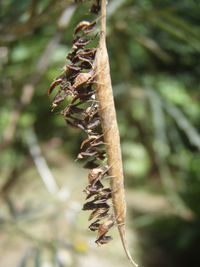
[[94, 0, 138, 266]]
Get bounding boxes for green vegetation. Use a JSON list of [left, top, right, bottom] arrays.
[[0, 0, 200, 266]]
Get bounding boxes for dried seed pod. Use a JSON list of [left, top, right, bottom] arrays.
[[96, 235, 112, 245], [48, 1, 138, 265], [86, 118, 101, 130], [64, 64, 81, 79], [67, 49, 79, 61], [94, 0, 138, 265], [74, 20, 96, 35], [83, 199, 109, 211], [80, 135, 100, 149], [95, 217, 114, 243], [83, 160, 99, 169], [48, 78, 63, 96], [90, 0, 101, 14], [84, 183, 102, 198], [88, 165, 108, 184], [89, 219, 100, 231], [78, 48, 96, 59], [72, 36, 91, 49], [73, 70, 94, 88], [95, 188, 112, 200], [74, 20, 91, 34], [88, 207, 108, 221]]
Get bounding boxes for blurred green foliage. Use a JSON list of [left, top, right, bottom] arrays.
[[0, 0, 200, 266]]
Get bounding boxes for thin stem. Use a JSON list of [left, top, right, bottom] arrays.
[[100, 0, 107, 38]]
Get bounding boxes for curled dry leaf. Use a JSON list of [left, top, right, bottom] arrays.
[[74, 20, 96, 35], [48, 78, 62, 96]]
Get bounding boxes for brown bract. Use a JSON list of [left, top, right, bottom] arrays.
[[74, 20, 96, 35], [90, 0, 101, 14], [73, 70, 94, 88], [96, 217, 114, 245], [48, 78, 62, 96]]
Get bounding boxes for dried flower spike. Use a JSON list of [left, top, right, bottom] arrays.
[[48, 0, 138, 266]]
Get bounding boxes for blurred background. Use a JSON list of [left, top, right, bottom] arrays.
[[1, 0, 200, 266]]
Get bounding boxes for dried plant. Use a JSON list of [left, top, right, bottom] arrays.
[[48, 0, 137, 265]]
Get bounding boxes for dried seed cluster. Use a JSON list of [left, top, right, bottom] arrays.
[[48, 1, 115, 245], [74, 0, 101, 14]]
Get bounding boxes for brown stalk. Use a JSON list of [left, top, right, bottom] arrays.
[[94, 0, 138, 266]]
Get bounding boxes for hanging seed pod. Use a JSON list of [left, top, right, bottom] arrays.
[[93, 0, 138, 266], [48, 0, 138, 266]]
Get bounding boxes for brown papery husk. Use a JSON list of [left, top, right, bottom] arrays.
[[93, 1, 138, 266]]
